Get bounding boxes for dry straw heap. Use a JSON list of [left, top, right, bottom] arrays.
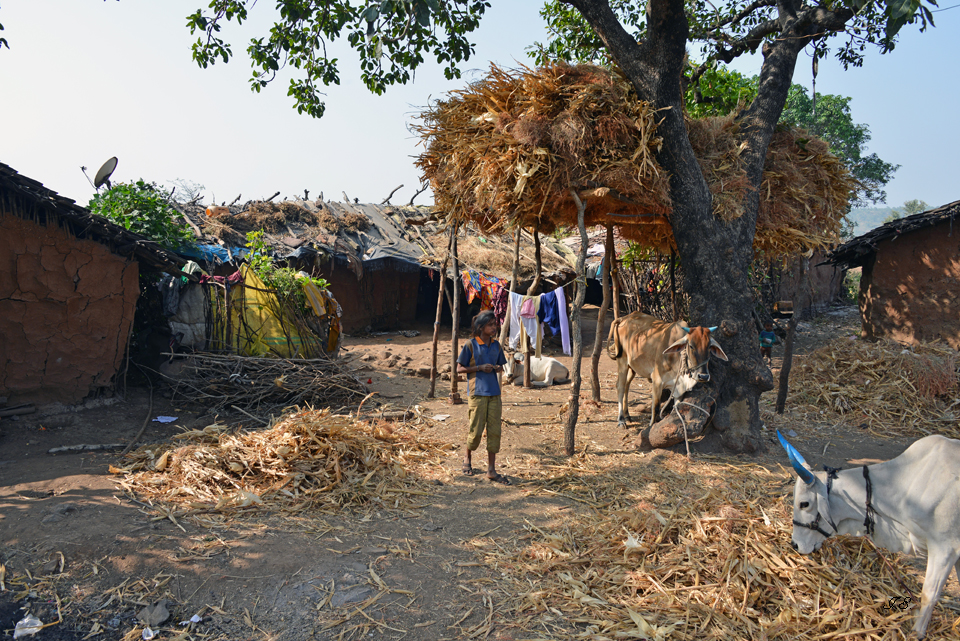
[[787, 338, 960, 439], [415, 62, 855, 257], [115, 409, 448, 521]]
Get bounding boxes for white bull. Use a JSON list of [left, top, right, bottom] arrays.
[[779, 430, 960, 639], [503, 353, 570, 387]]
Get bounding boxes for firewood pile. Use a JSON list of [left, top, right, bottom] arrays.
[[415, 62, 855, 257], [787, 338, 960, 439], [165, 353, 367, 418]]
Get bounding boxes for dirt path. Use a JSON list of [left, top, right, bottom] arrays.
[[0, 305, 936, 640]]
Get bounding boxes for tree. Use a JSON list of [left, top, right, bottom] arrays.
[[884, 198, 930, 222], [186, 1, 490, 118], [183, 0, 936, 453]]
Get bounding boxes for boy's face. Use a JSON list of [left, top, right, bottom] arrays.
[[764, 323, 773, 331], [482, 319, 499, 338]]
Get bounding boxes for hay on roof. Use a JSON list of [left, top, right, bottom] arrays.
[[415, 63, 855, 258]]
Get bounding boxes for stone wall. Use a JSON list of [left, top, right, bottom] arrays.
[[0, 212, 139, 404], [859, 221, 960, 349]]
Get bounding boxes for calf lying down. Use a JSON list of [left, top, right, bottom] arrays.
[[503, 354, 570, 387]]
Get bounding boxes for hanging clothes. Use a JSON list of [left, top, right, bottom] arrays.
[[540, 290, 560, 336], [492, 286, 509, 325], [508, 291, 524, 350], [518, 295, 542, 358], [461, 270, 482, 305], [555, 285, 571, 356], [461, 270, 504, 310]]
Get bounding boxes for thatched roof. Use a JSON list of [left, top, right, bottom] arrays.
[[0, 162, 190, 275], [824, 200, 960, 270], [414, 63, 855, 257]]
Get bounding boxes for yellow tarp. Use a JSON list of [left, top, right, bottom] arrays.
[[229, 265, 317, 358]]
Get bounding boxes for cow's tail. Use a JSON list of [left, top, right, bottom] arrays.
[[607, 317, 623, 360]]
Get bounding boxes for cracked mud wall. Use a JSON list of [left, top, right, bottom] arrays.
[[0, 212, 139, 404]]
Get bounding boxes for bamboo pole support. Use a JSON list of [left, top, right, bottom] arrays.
[[428, 256, 449, 399], [564, 189, 588, 456], [498, 226, 521, 348], [523, 228, 542, 389], [589, 224, 613, 401], [449, 223, 463, 405]]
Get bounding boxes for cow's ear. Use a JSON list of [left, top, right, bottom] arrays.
[[514, 353, 524, 362], [708, 338, 729, 361], [663, 336, 688, 355]]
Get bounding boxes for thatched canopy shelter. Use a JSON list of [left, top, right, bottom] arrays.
[[415, 62, 855, 257]]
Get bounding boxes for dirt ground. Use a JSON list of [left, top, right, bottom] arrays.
[[0, 304, 946, 640]]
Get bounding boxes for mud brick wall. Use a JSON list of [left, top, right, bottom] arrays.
[[859, 221, 960, 349], [0, 213, 139, 404]]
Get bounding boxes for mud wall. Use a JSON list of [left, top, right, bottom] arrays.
[[859, 221, 960, 349], [319, 256, 420, 333], [773, 249, 845, 319], [0, 212, 139, 404]]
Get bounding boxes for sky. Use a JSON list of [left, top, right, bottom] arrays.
[[1, 1, 958, 214]]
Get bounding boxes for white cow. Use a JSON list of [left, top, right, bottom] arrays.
[[779, 430, 960, 639], [503, 353, 570, 387]]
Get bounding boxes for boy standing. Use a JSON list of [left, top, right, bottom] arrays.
[[457, 311, 510, 485], [760, 321, 777, 362]]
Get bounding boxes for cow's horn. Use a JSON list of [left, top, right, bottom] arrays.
[[777, 429, 815, 485], [681, 326, 691, 334], [707, 326, 718, 332]]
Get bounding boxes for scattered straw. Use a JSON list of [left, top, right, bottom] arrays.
[[478, 451, 955, 640], [786, 338, 960, 438]]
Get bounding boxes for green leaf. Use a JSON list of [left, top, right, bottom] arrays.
[[362, 6, 379, 23]]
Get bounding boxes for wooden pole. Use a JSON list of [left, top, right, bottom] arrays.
[[564, 189, 588, 456], [523, 228, 542, 389], [612, 235, 621, 320], [776, 256, 809, 414], [589, 224, 613, 401], [449, 223, 463, 405], [428, 256, 449, 399], [498, 226, 521, 349]]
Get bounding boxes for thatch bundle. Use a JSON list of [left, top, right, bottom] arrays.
[[786, 338, 960, 439], [415, 62, 855, 257], [115, 409, 447, 517]]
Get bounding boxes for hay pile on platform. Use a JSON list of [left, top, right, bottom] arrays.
[[476, 452, 947, 640], [416, 63, 854, 257], [115, 409, 447, 518], [787, 338, 960, 438]]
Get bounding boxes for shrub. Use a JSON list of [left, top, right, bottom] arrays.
[[88, 180, 195, 251]]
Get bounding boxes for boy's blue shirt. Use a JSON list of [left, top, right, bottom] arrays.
[[457, 338, 507, 396]]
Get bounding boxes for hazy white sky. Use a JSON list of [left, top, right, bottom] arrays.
[[2, 1, 958, 213]]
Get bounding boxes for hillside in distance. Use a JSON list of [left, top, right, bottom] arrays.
[[849, 206, 895, 236]]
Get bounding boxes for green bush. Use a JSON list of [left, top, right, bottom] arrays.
[[245, 231, 329, 312], [843, 269, 861, 303], [88, 180, 195, 251]]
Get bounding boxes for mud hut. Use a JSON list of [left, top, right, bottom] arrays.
[[825, 200, 960, 349], [0, 162, 191, 405]]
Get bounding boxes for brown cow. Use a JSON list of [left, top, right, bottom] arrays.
[[607, 312, 728, 427]]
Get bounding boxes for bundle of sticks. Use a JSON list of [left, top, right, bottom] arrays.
[[165, 352, 367, 417]]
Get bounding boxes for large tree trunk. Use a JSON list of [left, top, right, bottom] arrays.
[[570, 0, 814, 452]]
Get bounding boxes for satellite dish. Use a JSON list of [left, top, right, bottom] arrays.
[[94, 157, 118, 190]]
